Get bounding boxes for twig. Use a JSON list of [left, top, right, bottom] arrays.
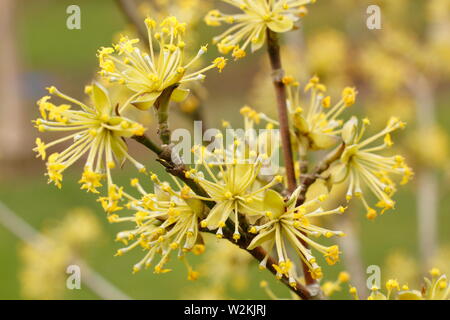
[[266, 29, 297, 194], [266, 29, 322, 291], [133, 134, 162, 155], [200, 216, 313, 299], [298, 143, 345, 204]]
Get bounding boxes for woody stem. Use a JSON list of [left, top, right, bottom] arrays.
[[266, 29, 321, 291], [266, 29, 297, 194]]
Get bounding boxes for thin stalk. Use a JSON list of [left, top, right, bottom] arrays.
[[154, 85, 178, 145], [266, 29, 321, 292], [266, 29, 297, 193]]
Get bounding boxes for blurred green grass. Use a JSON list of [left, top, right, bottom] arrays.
[[18, 0, 124, 75]]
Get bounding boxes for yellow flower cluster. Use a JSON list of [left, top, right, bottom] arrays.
[[205, 0, 315, 59], [98, 16, 226, 110], [30, 5, 417, 294], [33, 83, 146, 192], [350, 268, 449, 300], [111, 173, 205, 279], [263, 75, 357, 152], [33, 16, 227, 215], [250, 75, 412, 220], [331, 116, 413, 219], [248, 188, 345, 283], [19, 208, 102, 299]]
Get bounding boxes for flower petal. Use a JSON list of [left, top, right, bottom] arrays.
[[171, 88, 190, 102], [267, 16, 294, 33], [247, 228, 276, 250], [92, 82, 111, 115], [131, 92, 161, 110], [263, 189, 285, 218]]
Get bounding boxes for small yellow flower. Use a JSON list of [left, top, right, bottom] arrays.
[[321, 271, 351, 297], [33, 82, 146, 193], [33, 138, 47, 160], [288, 76, 355, 151], [190, 127, 281, 240], [247, 187, 345, 282], [114, 174, 205, 275], [97, 184, 124, 214], [205, 0, 315, 58], [258, 76, 356, 152], [78, 168, 103, 194], [338, 271, 350, 283], [352, 269, 450, 300], [331, 116, 412, 217]]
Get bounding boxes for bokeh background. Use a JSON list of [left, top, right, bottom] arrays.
[[0, 0, 449, 299]]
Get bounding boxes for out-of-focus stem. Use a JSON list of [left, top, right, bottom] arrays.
[[408, 74, 438, 271], [0, 0, 28, 160], [0, 201, 130, 300], [417, 170, 438, 269]]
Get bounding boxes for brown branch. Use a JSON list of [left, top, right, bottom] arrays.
[[297, 143, 345, 205], [233, 231, 313, 300], [133, 134, 162, 155], [266, 29, 297, 194], [266, 29, 322, 289]]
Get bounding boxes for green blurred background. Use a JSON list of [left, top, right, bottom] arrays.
[[0, 0, 449, 300]]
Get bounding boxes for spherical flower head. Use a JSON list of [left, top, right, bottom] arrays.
[[205, 0, 315, 58], [247, 187, 344, 282], [33, 82, 146, 192], [331, 116, 413, 218], [98, 16, 226, 110]]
